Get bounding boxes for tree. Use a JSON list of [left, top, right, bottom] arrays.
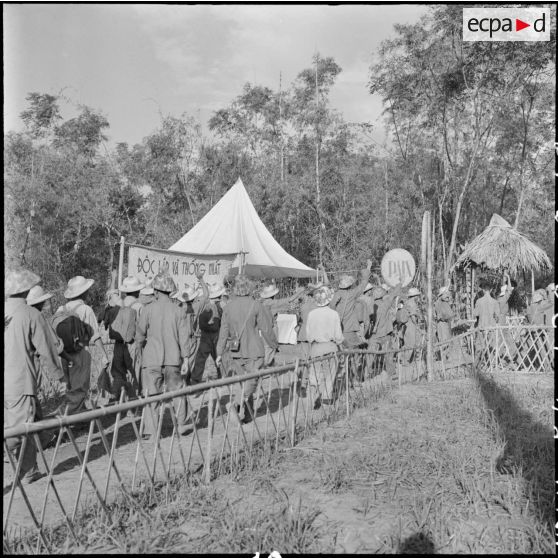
[[369, 5, 555, 280]]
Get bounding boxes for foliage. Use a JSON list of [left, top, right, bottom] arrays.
[[4, 9, 555, 311], [368, 5, 555, 280]]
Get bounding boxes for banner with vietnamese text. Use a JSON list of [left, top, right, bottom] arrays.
[[127, 243, 237, 290]]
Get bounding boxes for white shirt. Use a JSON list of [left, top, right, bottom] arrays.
[[306, 306, 344, 344]]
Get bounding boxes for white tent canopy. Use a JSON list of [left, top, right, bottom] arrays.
[[169, 178, 316, 279]]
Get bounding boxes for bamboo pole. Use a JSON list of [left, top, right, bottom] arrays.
[[471, 267, 475, 319], [279, 71, 284, 183], [118, 236, 125, 289], [315, 53, 323, 267], [531, 269, 535, 298], [426, 211, 434, 382], [290, 360, 300, 447], [204, 388, 215, 484], [345, 356, 350, 419]]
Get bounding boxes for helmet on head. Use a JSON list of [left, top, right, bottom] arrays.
[[313, 286, 334, 307], [152, 273, 176, 293], [532, 291, 544, 303], [233, 275, 253, 297], [338, 275, 355, 289]]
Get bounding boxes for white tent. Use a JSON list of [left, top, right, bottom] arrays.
[[169, 178, 316, 279]]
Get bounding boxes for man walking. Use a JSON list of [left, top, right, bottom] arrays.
[[55, 275, 110, 415], [305, 285, 344, 408], [396, 287, 423, 365], [216, 275, 277, 424], [109, 276, 145, 401], [190, 282, 226, 385], [473, 280, 500, 364], [329, 260, 372, 348], [367, 283, 403, 376], [259, 283, 305, 366], [136, 273, 191, 438], [5, 269, 65, 484]]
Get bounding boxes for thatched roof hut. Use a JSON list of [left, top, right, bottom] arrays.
[[453, 214, 552, 276]]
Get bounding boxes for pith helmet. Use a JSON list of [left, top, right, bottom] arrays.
[[233, 274, 253, 297], [532, 291, 544, 303], [152, 273, 176, 293], [260, 284, 279, 299], [140, 281, 154, 295], [209, 283, 226, 299], [5, 269, 41, 296], [26, 285, 53, 306], [372, 287, 387, 300], [64, 276, 95, 299], [338, 275, 355, 289], [120, 276, 145, 293], [363, 282, 374, 294], [170, 290, 186, 303], [313, 285, 334, 307]]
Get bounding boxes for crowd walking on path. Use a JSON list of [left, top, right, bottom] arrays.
[[4, 260, 554, 485]]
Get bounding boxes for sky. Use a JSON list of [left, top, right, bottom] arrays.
[[4, 4, 428, 147]]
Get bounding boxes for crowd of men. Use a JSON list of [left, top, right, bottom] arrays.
[[4, 263, 554, 484]]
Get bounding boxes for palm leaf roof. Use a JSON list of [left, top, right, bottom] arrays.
[[453, 214, 552, 275]]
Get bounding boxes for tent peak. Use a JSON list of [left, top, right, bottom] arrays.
[[168, 178, 316, 278]]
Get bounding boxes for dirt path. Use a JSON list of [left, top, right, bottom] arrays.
[[4, 353, 371, 536]]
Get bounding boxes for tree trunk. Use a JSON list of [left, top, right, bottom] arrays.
[[438, 198, 447, 279], [445, 131, 484, 277]]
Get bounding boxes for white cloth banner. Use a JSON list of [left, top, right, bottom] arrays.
[[127, 243, 236, 290]]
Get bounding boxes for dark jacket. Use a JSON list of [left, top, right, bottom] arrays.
[[199, 302, 222, 334], [217, 296, 277, 359]]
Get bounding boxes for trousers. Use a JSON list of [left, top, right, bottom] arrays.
[[228, 356, 264, 401], [62, 349, 92, 414], [110, 341, 139, 400], [190, 332, 220, 385], [141, 365, 188, 436], [4, 395, 49, 480], [308, 342, 338, 400], [368, 334, 396, 375]]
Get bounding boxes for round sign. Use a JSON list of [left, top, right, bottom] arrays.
[[381, 249, 416, 288]]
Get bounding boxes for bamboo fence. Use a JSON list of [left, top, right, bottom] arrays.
[[3, 325, 553, 552]]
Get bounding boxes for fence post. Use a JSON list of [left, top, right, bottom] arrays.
[[426, 211, 434, 382], [118, 236, 125, 289], [290, 359, 300, 447], [345, 356, 350, 419], [204, 388, 215, 484]]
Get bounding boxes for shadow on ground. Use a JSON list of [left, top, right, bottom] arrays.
[[398, 532, 436, 554], [475, 371, 554, 533]]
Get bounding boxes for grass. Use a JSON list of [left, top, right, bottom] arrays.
[[4, 473, 324, 554], [5, 365, 553, 554]]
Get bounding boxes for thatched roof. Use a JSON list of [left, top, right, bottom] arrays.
[[453, 214, 552, 276]]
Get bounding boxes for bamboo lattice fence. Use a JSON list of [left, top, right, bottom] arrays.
[[3, 325, 553, 553]]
